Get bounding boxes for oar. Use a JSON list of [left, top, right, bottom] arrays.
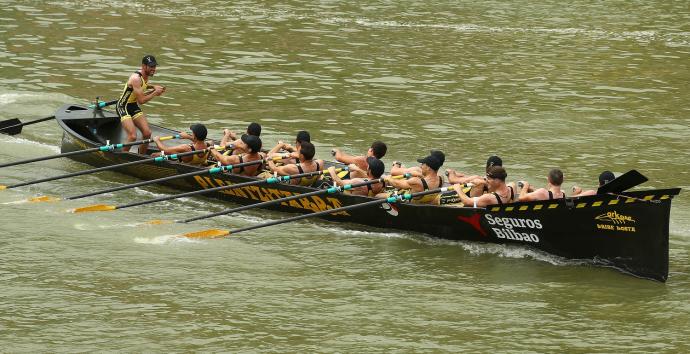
[[0, 146, 206, 191], [0, 135, 180, 170], [597, 170, 648, 195], [0, 116, 55, 136], [179, 174, 410, 224], [0, 100, 116, 136], [60, 158, 263, 201], [73, 167, 344, 213], [183, 186, 454, 239]]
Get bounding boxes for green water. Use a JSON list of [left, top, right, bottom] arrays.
[[1, 1, 689, 352]]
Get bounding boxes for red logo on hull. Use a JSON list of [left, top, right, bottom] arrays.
[[457, 213, 487, 237]]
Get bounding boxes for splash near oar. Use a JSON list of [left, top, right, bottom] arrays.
[[180, 174, 409, 224], [0, 145, 203, 191], [72, 167, 345, 214], [0, 135, 179, 170], [183, 186, 454, 239]]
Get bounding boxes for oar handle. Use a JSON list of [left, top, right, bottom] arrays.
[[65, 157, 261, 201], [88, 100, 118, 109], [180, 174, 378, 223], [6, 145, 203, 189], [116, 167, 341, 211], [226, 186, 454, 235], [0, 135, 179, 169]]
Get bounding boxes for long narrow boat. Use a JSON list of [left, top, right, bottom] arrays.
[[55, 103, 681, 282]]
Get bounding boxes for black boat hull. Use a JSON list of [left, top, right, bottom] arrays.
[[55, 104, 680, 282]]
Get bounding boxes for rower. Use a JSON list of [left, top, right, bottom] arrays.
[[151, 124, 209, 166], [220, 122, 261, 155], [446, 155, 517, 200], [571, 170, 615, 197], [332, 140, 387, 178], [267, 130, 311, 164], [449, 166, 514, 208], [518, 168, 566, 201], [266, 141, 324, 186], [116, 55, 166, 154], [326, 157, 385, 197], [378, 153, 443, 204], [391, 150, 445, 178], [210, 134, 264, 176]]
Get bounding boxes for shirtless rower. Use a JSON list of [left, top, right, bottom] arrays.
[[210, 134, 264, 176], [571, 170, 615, 197], [151, 124, 209, 166], [332, 141, 387, 178], [378, 153, 443, 204], [267, 130, 311, 164], [390, 150, 445, 178], [518, 168, 566, 202], [450, 166, 514, 208], [326, 157, 385, 197], [266, 141, 324, 186], [220, 122, 262, 155]]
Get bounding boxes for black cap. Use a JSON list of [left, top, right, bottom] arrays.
[[430, 150, 445, 165], [296, 130, 311, 144], [366, 157, 385, 178], [190, 124, 207, 141], [417, 155, 442, 171], [599, 171, 615, 186], [486, 155, 502, 169], [142, 55, 157, 67], [241, 134, 262, 153], [247, 122, 261, 137]]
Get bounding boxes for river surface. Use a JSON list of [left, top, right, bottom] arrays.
[[1, 0, 689, 352]]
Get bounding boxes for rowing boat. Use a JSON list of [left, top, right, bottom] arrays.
[[55, 103, 681, 282]]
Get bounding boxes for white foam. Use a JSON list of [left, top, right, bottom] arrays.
[[134, 234, 201, 245]]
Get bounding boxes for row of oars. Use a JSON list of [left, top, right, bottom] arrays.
[[1, 108, 441, 238]]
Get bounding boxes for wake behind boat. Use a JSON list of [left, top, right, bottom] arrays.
[[3, 103, 682, 282]]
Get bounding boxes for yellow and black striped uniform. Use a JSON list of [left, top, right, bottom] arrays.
[[116, 71, 148, 121]]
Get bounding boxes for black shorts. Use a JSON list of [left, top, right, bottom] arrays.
[[117, 102, 143, 121]]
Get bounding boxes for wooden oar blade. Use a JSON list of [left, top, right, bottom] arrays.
[[597, 170, 648, 194], [0, 118, 22, 135], [146, 219, 174, 225], [29, 195, 60, 202], [0, 185, 6, 190], [183, 229, 230, 239], [71, 204, 117, 213]]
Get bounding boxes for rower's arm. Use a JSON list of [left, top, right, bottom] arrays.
[[131, 75, 161, 105], [267, 159, 298, 175], [210, 149, 237, 165], [385, 175, 414, 190], [391, 165, 422, 177], [268, 142, 288, 157], [519, 185, 545, 202], [154, 142, 190, 155], [327, 166, 348, 187], [333, 149, 363, 166], [453, 186, 493, 207]]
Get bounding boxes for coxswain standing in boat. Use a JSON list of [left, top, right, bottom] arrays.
[[220, 122, 262, 155], [518, 168, 566, 201], [151, 124, 209, 166], [116, 55, 166, 154], [267, 130, 311, 164], [378, 153, 444, 204], [266, 141, 324, 186], [332, 141, 387, 178], [326, 157, 386, 197], [390, 150, 445, 178], [450, 166, 513, 207], [209, 134, 264, 176]]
